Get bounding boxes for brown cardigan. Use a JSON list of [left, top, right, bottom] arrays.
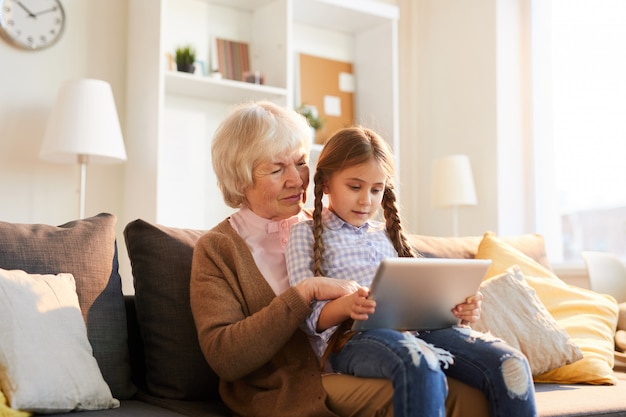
[[190, 219, 339, 417]]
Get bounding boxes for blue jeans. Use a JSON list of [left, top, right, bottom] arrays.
[[329, 327, 537, 417]]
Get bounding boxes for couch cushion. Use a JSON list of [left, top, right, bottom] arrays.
[[124, 219, 219, 400], [472, 266, 582, 376], [476, 231, 619, 385], [48, 399, 222, 417], [534, 371, 626, 417], [0, 268, 119, 413], [0, 213, 135, 400]]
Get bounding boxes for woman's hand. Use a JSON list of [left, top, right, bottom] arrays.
[[452, 291, 483, 325], [295, 276, 360, 304]]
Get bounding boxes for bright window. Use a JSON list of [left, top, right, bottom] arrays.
[[533, 0, 626, 262]]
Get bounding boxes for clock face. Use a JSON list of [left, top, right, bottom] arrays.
[[0, 0, 65, 50]]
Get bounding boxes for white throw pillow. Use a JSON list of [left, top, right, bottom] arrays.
[[0, 268, 120, 413], [472, 266, 583, 376]]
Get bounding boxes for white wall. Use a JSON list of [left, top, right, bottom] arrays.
[[0, 0, 129, 285], [0, 0, 535, 292], [398, 0, 533, 238], [0, 0, 128, 224]]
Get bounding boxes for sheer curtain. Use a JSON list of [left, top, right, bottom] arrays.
[[533, 0, 626, 261]]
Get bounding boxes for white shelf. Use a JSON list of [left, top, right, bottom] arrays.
[[125, 0, 398, 230], [165, 71, 288, 104]]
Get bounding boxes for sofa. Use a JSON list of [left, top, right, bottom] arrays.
[[0, 213, 625, 417]]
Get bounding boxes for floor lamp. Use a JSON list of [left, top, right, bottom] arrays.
[[39, 79, 127, 219], [431, 154, 477, 237]]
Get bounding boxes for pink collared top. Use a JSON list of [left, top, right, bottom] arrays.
[[229, 205, 309, 295]]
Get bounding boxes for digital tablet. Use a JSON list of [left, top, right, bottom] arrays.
[[351, 257, 492, 332]]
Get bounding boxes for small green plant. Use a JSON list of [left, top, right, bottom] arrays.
[[296, 104, 325, 131], [175, 45, 196, 67]]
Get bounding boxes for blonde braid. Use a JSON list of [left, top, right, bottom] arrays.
[[312, 170, 326, 276], [383, 186, 417, 258]]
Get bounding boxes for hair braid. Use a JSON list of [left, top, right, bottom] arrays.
[[312, 170, 326, 276], [383, 186, 418, 258]]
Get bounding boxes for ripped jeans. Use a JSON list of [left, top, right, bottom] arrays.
[[329, 327, 537, 417]]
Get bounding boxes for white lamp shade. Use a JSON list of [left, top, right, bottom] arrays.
[[40, 79, 127, 164], [431, 154, 477, 207]]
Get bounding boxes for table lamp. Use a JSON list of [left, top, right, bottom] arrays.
[[40, 79, 127, 218], [431, 154, 477, 236]]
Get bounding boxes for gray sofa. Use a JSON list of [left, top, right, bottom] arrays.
[[1, 213, 625, 417]]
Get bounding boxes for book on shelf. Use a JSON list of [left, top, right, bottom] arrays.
[[213, 37, 250, 82]]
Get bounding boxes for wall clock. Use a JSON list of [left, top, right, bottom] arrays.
[[0, 0, 65, 51]]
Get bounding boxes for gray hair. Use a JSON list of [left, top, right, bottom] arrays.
[[211, 101, 312, 208]]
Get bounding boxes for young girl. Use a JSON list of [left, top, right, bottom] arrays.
[[286, 127, 537, 417]]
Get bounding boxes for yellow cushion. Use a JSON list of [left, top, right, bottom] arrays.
[[0, 390, 30, 417], [475, 231, 559, 281], [476, 231, 619, 385]]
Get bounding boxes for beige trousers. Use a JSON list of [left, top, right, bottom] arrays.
[[322, 373, 489, 417]]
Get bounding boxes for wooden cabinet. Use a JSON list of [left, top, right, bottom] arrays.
[[124, 0, 399, 229]]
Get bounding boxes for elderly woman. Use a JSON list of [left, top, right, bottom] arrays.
[[189, 101, 489, 417]]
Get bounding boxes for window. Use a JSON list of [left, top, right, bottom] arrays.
[[533, 0, 626, 262]]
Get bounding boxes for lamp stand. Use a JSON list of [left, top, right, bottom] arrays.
[[452, 205, 459, 237], [78, 154, 89, 219]]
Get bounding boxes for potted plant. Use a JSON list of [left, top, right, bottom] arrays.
[[175, 45, 196, 73], [296, 104, 325, 143]]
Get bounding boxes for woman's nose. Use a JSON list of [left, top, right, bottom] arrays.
[[285, 165, 304, 187]]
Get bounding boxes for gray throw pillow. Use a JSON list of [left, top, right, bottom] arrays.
[[0, 213, 135, 400], [124, 219, 219, 400]]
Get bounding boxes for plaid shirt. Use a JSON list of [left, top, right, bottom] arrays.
[[286, 208, 398, 359]]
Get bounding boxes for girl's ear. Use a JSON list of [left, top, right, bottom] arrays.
[[322, 180, 330, 194]]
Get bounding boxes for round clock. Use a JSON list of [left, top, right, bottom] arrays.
[[0, 0, 65, 51]]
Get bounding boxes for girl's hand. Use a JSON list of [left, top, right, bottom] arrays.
[[314, 284, 374, 331], [348, 286, 376, 321], [452, 291, 483, 325]]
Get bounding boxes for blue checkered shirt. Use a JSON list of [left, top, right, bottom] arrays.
[[286, 208, 398, 359]]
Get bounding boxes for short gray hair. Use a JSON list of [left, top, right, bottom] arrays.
[[211, 101, 312, 208]]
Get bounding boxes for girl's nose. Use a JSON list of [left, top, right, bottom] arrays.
[[358, 191, 371, 206]]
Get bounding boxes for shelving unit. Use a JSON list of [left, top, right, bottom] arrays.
[[165, 72, 288, 103], [124, 0, 399, 230]]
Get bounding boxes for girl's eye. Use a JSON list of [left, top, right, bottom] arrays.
[[349, 185, 360, 191], [372, 188, 382, 194]]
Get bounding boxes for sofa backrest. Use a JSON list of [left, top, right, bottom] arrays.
[[409, 233, 551, 269]]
